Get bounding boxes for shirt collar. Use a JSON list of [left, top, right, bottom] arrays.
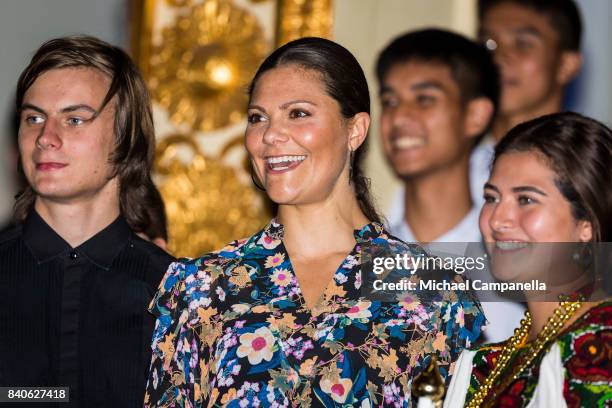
[[23, 210, 132, 269], [23, 211, 70, 263], [389, 205, 481, 243]]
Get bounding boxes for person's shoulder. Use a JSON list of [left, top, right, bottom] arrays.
[[127, 234, 176, 290], [373, 225, 429, 256], [584, 300, 612, 321], [0, 225, 26, 277], [161, 235, 252, 286], [0, 223, 23, 252], [130, 233, 175, 266], [556, 301, 612, 387], [187, 233, 252, 263], [566, 300, 612, 333], [471, 135, 495, 159], [150, 236, 252, 315]]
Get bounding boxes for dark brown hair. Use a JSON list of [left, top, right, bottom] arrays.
[[142, 183, 168, 242], [248, 37, 381, 224], [14, 35, 160, 235], [493, 112, 612, 242]]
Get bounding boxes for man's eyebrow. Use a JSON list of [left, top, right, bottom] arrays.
[[20, 103, 45, 114], [513, 26, 542, 37], [512, 186, 548, 196], [60, 104, 98, 114], [379, 81, 444, 96], [20, 103, 98, 115], [410, 80, 444, 92], [478, 26, 542, 38], [379, 85, 394, 96]]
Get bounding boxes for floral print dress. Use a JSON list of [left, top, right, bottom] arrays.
[[145, 221, 485, 407]]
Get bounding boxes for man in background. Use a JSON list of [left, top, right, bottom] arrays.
[[471, 0, 583, 196], [378, 29, 497, 243], [0, 36, 173, 407], [377, 29, 524, 343]]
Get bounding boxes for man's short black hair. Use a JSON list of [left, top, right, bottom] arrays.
[[478, 0, 582, 51], [376, 28, 499, 118]]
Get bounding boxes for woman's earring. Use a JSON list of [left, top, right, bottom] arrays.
[[348, 149, 355, 185], [250, 164, 266, 191], [572, 242, 593, 268]]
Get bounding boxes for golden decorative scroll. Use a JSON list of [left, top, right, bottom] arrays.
[[165, 0, 192, 6], [276, 0, 334, 46], [155, 134, 271, 256], [148, 0, 267, 131], [132, 0, 334, 257]]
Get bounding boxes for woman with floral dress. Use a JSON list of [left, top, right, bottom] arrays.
[[145, 37, 485, 408], [444, 112, 612, 408]]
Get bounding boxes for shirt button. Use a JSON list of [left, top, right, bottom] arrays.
[[69, 251, 78, 260]]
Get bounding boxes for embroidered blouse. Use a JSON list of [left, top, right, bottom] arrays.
[[145, 220, 485, 407], [444, 301, 612, 408]]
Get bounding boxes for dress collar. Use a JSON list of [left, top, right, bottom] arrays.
[[261, 218, 386, 244]]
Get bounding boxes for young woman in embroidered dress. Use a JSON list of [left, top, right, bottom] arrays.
[[445, 112, 612, 408], [145, 37, 485, 408]]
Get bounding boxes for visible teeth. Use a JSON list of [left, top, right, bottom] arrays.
[[266, 155, 306, 164], [395, 138, 424, 149], [495, 241, 529, 250]]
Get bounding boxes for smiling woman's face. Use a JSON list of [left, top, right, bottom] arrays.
[[245, 65, 352, 205], [480, 150, 591, 244], [479, 150, 593, 285]]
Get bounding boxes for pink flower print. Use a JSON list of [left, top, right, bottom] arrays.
[[320, 378, 353, 404], [346, 301, 372, 319], [236, 327, 276, 365], [271, 268, 292, 287]]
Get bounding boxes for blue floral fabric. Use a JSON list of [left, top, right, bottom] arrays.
[[145, 220, 484, 407]]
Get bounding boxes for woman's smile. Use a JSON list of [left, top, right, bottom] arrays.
[[265, 154, 307, 173]]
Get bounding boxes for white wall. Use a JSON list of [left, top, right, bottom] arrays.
[[571, 0, 612, 126]]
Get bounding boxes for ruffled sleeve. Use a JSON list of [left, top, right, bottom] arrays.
[[449, 282, 486, 354], [145, 257, 221, 408], [438, 275, 486, 384]]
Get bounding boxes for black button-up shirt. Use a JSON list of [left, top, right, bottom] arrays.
[[0, 211, 174, 407]]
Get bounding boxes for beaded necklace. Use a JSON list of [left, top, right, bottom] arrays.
[[466, 299, 583, 408]]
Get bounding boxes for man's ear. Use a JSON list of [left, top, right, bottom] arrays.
[[347, 112, 371, 151], [557, 51, 582, 86], [463, 97, 495, 139]]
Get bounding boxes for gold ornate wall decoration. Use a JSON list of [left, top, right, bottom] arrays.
[[276, 0, 334, 46], [148, 0, 267, 131], [155, 134, 271, 256], [165, 0, 192, 6], [132, 0, 334, 257]]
